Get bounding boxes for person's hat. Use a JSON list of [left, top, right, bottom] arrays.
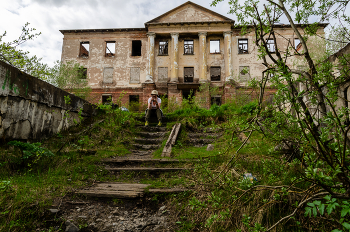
[[151, 90, 158, 95]]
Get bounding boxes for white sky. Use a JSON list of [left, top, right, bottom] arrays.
[[0, 0, 341, 68], [0, 0, 236, 67]]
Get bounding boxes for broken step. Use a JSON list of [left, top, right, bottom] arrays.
[[76, 182, 188, 199], [134, 138, 164, 144], [105, 167, 189, 172], [137, 126, 167, 132], [102, 158, 182, 165], [136, 131, 167, 138], [187, 132, 222, 139], [187, 138, 215, 144], [131, 144, 160, 150]]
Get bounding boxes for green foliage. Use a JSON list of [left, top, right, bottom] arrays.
[[0, 23, 52, 80], [7, 141, 54, 168]]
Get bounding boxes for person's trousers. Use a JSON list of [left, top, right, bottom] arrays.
[[145, 109, 162, 122]]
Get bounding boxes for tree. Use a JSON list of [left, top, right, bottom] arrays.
[[0, 23, 52, 80], [211, 0, 350, 230], [51, 60, 91, 100]]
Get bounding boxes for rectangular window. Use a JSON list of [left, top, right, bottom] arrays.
[[184, 40, 194, 55], [79, 42, 89, 57], [184, 67, 194, 82], [266, 39, 275, 53], [159, 41, 168, 55], [102, 95, 112, 104], [239, 66, 250, 82], [210, 40, 220, 54], [294, 38, 301, 50], [132, 40, 142, 56], [210, 67, 221, 81], [129, 95, 139, 103], [238, 39, 248, 54], [130, 67, 140, 83], [211, 96, 222, 106], [158, 67, 168, 82], [103, 67, 114, 84], [78, 68, 87, 79], [105, 41, 115, 57]]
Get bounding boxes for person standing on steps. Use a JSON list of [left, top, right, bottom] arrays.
[[145, 90, 162, 126]]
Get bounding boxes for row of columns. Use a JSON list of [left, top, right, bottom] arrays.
[[146, 31, 233, 83]]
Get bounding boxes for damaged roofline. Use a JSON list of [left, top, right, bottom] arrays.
[[144, 20, 235, 27], [59, 28, 147, 34]]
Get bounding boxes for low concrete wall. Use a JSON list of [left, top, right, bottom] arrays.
[[0, 60, 94, 142]]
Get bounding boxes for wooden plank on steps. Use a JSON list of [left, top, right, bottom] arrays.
[[77, 190, 144, 198], [102, 158, 181, 163], [162, 123, 181, 157]]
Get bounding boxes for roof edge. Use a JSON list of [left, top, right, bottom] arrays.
[[59, 28, 147, 34]]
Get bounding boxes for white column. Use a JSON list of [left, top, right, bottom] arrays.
[[223, 31, 233, 81], [198, 32, 208, 82], [146, 32, 156, 82], [170, 33, 179, 82]]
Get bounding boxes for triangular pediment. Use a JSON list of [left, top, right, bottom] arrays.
[[146, 1, 233, 24]]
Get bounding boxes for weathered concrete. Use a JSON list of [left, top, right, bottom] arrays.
[[0, 60, 94, 142]]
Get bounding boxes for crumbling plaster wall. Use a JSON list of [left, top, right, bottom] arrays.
[[0, 61, 94, 142], [61, 31, 148, 89]]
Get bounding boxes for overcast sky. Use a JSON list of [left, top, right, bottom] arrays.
[[0, 0, 237, 68], [1, 0, 339, 69]]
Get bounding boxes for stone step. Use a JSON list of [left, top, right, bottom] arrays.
[[187, 133, 222, 139], [131, 144, 160, 150], [136, 131, 167, 138], [105, 167, 189, 172], [129, 150, 152, 156], [76, 182, 188, 199], [137, 126, 167, 132], [102, 158, 181, 165], [134, 138, 163, 145], [187, 138, 215, 145]]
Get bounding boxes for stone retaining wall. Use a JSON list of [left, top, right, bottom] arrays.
[[0, 60, 94, 142]]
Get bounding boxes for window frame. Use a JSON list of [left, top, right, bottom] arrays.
[[105, 41, 116, 57], [210, 66, 221, 82], [131, 40, 142, 56], [158, 41, 168, 55], [184, 67, 194, 82], [184, 40, 194, 55], [210, 40, 220, 54], [238, 39, 249, 54], [266, 39, 275, 53], [79, 41, 90, 58]]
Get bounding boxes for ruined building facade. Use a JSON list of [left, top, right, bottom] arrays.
[[60, 1, 326, 108]]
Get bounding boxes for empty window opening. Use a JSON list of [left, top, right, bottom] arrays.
[[266, 39, 275, 53], [182, 89, 195, 100], [159, 41, 168, 55], [79, 42, 90, 57], [132, 40, 142, 56], [345, 86, 350, 125], [184, 40, 194, 55], [78, 68, 87, 79], [210, 67, 221, 81], [184, 67, 194, 82], [210, 40, 220, 54], [238, 39, 248, 54], [239, 66, 250, 81], [102, 95, 112, 104], [211, 96, 222, 106], [105, 41, 115, 57], [129, 95, 139, 103], [294, 38, 301, 51]]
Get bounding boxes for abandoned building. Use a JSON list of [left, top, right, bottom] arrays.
[[59, 1, 327, 108]]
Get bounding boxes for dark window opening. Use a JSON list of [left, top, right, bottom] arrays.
[[79, 42, 89, 57], [78, 68, 87, 79], [210, 40, 220, 54], [132, 40, 142, 56], [159, 41, 168, 55], [344, 87, 350, 125], [211, 96, 222, 106], [238, 39, 248, 54], [105, 41, 115, 57], [210, 67, 221, 81], [184, 67, 194, 82], [266, 39, 275, 53], [182, 89, 195, 100], [102, 95, 112, 104], [184, 40, 194, 55], [129, 95, 139, 103]]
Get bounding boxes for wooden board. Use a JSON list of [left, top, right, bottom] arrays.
[[76, 183, 150, 198]]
